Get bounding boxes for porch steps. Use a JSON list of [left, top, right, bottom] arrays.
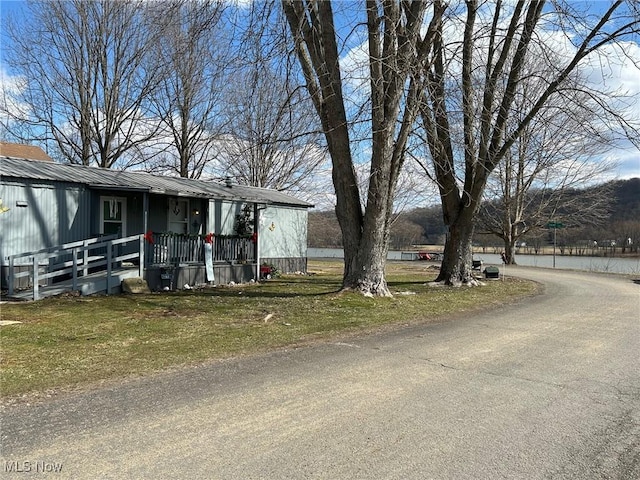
[[4, 267, 141, 301]]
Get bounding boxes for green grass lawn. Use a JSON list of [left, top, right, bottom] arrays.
[[0, 260, 539, 400]]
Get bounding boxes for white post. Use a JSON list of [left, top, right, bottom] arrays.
[[139, 234, 145, 278], [106, 242, 112, 294], [83, 239, 89, 277], [72, 248, 78, 291], [32, 256, 39, 301]]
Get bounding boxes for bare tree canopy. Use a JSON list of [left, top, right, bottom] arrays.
[[146, 0, 230, 179], [477, 85, 617, 264], [1, 0, 328, 200], [2, 0, 163, 168], [416, 0, 640, 285], [211, 4, 325, 192], [214, 63, 326, 192]]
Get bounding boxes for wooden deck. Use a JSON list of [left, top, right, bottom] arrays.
[[4, 232, 261, 301]]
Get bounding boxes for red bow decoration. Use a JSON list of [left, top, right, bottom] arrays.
[[143, 230, 154, 244], [251, 232, 258, 243], [205, 232, 214, 244]]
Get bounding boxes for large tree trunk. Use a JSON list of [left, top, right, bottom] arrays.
[[503, 236, 517, 265], [343, 243, 391, 296], [282, 0, 428, 296], [329, 137, 366, 292], [436, 214, 477, 286], [342, 202, 393, 296]]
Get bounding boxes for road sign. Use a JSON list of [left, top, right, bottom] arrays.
[[547, 221, 564, 268]]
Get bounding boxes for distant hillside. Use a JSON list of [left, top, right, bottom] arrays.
[[608, 177, 640, 222], [308, 178, 640, 250]]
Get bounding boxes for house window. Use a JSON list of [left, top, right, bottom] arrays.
[[168, 198, 189, 234], [100, 196, 127, 236]]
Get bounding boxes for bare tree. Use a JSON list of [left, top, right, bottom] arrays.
[[477, 85, 616, 264], [611, 219, 640, 254], [213, 62, 326, 192], [200, 2, 326, 195], [3, 0, 162, 168], [417, 0, 639, 285], [145, 0, 230, 178], [283, 0, 442, 295]]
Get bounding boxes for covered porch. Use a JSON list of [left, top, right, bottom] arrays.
[[4, 231, 263, 300], [98, 187, 267, 289], [144, 232, 260, 290]]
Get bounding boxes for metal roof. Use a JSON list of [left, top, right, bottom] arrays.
[[0, 156, 313, 208]]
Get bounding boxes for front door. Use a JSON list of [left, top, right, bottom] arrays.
[[100, 196, 127, 236], [168, 198, 189, 234]]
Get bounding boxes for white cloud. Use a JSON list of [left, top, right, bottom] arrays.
[[580, 41, 640, 95], [0, 67, 30, 127], [602, 141, 640, 180], [577, 42, 640, 179]]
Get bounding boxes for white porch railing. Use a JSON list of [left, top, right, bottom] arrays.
[[6, 234, 145, 300]]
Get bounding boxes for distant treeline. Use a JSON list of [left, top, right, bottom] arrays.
[[308, 178, 640, 254]]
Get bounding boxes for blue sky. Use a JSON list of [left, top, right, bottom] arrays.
[[0, 1, 23, 19], [1, 0, 639, 189]]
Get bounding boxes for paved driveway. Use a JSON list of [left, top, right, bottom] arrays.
[[2, 267, 639, 479]]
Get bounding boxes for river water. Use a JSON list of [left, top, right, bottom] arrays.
[[307, 247, 640, 275]]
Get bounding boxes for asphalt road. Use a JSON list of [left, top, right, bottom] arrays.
[[1, 267, 639, 479]]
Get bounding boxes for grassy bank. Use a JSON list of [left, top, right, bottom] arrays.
[[0, 260, 539, 400]]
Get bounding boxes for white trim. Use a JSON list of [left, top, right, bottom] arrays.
[[99, 196, 127, 236]]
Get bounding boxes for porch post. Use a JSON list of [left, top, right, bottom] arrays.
[[106, 241, 112, 294], [72, 248, 78, 291], [254, 203, 260, 281], [143, 192, 149, 268], [143, 192, 149, 234], [83, 239, 89, 277], [139, 234, 145, 277]]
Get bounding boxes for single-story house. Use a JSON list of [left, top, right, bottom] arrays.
[[1, 148, 313, 298]]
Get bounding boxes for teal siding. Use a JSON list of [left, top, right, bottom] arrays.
[[0, 180, 91, 265], [259, 206, 307, 259], [208, 199, 246, 235], [205, 201, 308, 260]]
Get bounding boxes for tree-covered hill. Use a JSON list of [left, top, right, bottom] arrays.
[[308, 178, 640, 252], [608, 178, 640, 222]]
